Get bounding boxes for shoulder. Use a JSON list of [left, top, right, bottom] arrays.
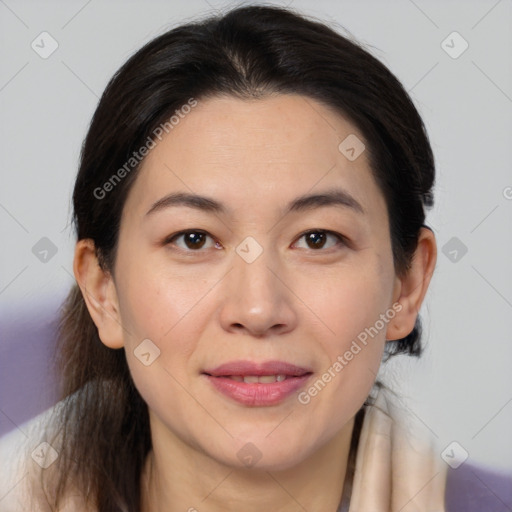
[[0, 396, 93, 512], [0, 405, 56, 510], [377, 391, 512, 511], [351, 389, 448, 510], [445, 462, 512, 512]]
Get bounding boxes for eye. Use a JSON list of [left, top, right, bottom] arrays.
[[166, 230, 221, 251], [293, 230, 346, 250]]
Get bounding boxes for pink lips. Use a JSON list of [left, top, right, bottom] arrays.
[[203, 360, 313, 406]]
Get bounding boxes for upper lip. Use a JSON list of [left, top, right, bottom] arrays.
[[203, 360, 312, 377]]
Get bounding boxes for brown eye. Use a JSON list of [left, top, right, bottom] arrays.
[[294, 230, 345, 250], [305, 232, 327, 249], [168, 231, 219, 251], [183, 232, 206, 249]]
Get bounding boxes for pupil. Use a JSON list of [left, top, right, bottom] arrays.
[[307, 232, 326, 249], [185, 233, 205, 249]]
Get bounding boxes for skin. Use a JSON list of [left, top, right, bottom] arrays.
[[74, 94, 437, 512]]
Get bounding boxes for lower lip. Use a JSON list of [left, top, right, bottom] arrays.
[[204, 374, 312, 406]]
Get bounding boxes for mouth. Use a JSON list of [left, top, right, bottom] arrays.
[[213, 374, 292, 383], [202, 360, 313, 406]]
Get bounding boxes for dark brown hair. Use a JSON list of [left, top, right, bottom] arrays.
[[40, 5, 435, 510]]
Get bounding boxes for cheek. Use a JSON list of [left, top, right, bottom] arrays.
[[115, 257, 212, 345], [304, 262, 392, 332], [119, 274, 204, 419], [114, 265, 207, 404], [293, 269, 392, 438], [296, 256, 394, 378]]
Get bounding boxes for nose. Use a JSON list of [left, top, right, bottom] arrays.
[[218, 248, 298, 338]]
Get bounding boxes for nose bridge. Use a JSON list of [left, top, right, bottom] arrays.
[[219, 241, 297, 335], [233, 243, 282, 307]]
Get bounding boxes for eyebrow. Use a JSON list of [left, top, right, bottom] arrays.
[[287, 188, 365, 215], [145, 188, 365, 217]]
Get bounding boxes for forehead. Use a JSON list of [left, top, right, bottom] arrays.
[[124, 94, 385, 221]]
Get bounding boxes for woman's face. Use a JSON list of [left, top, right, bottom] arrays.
[[112, 94, 401, 470]]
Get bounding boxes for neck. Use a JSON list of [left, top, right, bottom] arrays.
[[141, 416, 355, 512]]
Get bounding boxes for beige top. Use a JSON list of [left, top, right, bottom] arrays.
[[347, 390, 446, 511], [0, 389, 447, 511]]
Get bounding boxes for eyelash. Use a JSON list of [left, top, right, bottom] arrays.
[[164, 229, 348, 253]]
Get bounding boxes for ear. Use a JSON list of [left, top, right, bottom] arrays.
[[386, 227, 437, 341], [73, 239, 125, 349]]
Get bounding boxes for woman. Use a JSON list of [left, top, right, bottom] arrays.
[[1, 5, 502, 511]]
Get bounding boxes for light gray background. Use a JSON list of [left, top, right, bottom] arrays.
[[1, 0, 511, 473]]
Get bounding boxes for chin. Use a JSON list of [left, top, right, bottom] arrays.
[[208, 434, 317, 473]]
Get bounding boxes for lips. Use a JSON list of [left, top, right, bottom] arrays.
[[203, 360, 312, 378], [202, 360, 313, 406], [226, 375, 287, 383]]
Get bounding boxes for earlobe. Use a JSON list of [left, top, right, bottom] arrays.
[[385, 227, 437, 341], [73, 239, 125, 349]]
